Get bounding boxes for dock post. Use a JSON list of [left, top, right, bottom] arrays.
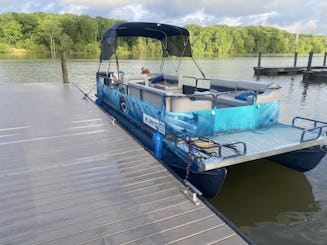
[[293, 52, 298, 67], [307, 51, 313, 71], [324, 52, 327, 67], [257, 52, 262, 67], [60, 49, 69, 84]]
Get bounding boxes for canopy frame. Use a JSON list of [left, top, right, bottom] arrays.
[[100, 22, 205, 77]]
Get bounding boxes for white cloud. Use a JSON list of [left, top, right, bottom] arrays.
[[219, 12, 274, 27], [218, 17, 242, 26], [110, 4, 148, 21], [59, 4, 88, 15], [177, 9, 215, 26], [21, 0, 40, 13], [60, 0, 152, 8], [42, 3, 56, 12], [282, 20, 318, 34], [246, 12, 279, 26]]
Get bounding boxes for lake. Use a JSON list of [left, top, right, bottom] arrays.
[[0, 54, 326, 244]]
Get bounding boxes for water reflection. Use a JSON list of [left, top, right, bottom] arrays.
[[209, 159, 319, 228], [301, 77, 325, 103], [301, 79, 309, 103]]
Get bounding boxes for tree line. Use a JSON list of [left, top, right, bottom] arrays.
[[0, 12, 326, 57]]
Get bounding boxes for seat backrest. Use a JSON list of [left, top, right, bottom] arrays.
[[128, 82, 171, 111], [170, 97, 212, 112], [163, 74, 182, 88], [210, 78, 280, 91], [127, 82, 212, 112], [123, 74, 149, 86]]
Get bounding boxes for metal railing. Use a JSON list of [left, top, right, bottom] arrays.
[[292, 116, 327, 143], [175, 134, 247, 161]]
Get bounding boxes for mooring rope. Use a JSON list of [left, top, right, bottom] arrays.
[[82, 83, 97, 100], [184, 135, 193, 183]]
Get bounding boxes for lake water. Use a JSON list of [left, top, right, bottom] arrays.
[[0, 55, 326, 244]]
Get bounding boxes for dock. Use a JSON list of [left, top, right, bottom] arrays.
[[254, 66, 307, 75], [254, 52, 327, 76], [303, 70, 327, 81], [254, 66, 326, 76], [0, 82, 249, 244]]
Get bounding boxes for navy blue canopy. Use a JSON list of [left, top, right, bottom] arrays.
[[100, 22, 192, 61]]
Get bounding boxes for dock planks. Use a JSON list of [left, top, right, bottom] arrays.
[[0, 82, 249, 244]]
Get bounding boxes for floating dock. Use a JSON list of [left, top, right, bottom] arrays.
[[254, 52, 327, 76], [0, 82, 249, 244], [254, 66, 326, 76], [253, 66, 306, 75], [303, 70, 327, 81]]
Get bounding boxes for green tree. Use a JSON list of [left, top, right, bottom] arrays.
[[1, 20, 22, 45], [40, 15, 63, 57], [0, 12, 325, 56]]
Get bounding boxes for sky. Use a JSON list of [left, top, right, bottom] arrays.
[[0, 0, 326, 35]]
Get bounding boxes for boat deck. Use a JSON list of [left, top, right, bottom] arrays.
[[0, 82, 249, 244], [176, 123, 327, 171]]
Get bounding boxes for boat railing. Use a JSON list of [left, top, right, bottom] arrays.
[[292, 116, 327, 142], [181, 76, 280, 106], [175, 134, 247, 160], [200, 136, 247, 157], [182, 76, 210, 89], [215, 90, 258, 101], [181, 76, 280, 90]]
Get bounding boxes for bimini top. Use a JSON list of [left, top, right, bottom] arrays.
[[100, 22, 192, 61]]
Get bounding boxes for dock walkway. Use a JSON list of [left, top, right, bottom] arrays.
[[0, 82, 248, 244]]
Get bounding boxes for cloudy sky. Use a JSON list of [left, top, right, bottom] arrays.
[[1, 0, 326, 35]]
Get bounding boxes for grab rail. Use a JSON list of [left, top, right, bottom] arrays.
[[292, 116, 327, 142], [175, 134, 247, 160], [199, 136, 247, 158]]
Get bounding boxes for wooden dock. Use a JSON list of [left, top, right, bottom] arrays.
[[303, 70, 327, 81], [254, 52, 327, 76], [0, 82, 249, 244], [254, 66, 326, 76], [254, 66, 306, 75]]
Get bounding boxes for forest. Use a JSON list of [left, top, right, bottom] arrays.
[[0, 12, 326, 57]]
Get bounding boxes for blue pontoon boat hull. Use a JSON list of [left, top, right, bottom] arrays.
[[96, 22, 327, 197], [99, 98, 227, 197], [269, 145, 326, 172]]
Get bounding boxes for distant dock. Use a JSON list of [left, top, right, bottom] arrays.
[[0, 82, 250, 244], [254, 52, 327, 78], [254, 66, 307, 75], [303, 70, 327, 81]]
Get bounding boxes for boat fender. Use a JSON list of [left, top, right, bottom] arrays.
[[153, 130, 163, 159], [96, 85, 104, 106], [119, 96, 127, 113]]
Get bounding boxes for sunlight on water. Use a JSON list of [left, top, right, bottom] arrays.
[[1, 55, 326, 244]]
